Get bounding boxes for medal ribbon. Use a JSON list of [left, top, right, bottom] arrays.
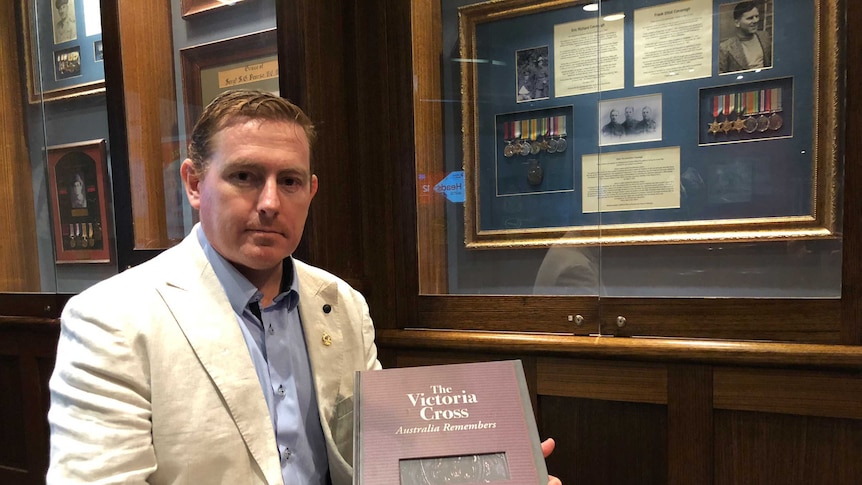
[[713, 96, 721, 118], [771, 87, 782, 112], [529, 118, 538, 141], [556, 115, 567, 137], [724, 94, 735, 117]]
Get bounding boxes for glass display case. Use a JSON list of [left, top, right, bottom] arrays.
[[9, 0, 277, 293], [411, 0, 846, 340]]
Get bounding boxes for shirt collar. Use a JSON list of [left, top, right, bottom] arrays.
[[197, 226, 298, 313]]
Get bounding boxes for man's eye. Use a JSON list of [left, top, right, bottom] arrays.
[[231, 172, 253, 183], [281, 177, 302, 187]]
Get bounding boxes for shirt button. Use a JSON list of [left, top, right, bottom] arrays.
[[268, 324, 274, 335], [282, 448, 293, 461], [277, 385, 285, 397]]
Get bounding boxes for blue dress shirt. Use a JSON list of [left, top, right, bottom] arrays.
[[198, 227, 329, 485]]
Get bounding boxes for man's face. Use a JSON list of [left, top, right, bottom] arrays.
[[56, 1, 69, 19], [642, 107, 652, 120], [735, 7, 760, 34], [182, 119, 318, 275], [624, 107, 634, 121], [610, 110, 620, 123]]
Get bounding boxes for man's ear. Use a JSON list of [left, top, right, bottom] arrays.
[[310, 173, 319, 200], [180, 159, 202, 210]]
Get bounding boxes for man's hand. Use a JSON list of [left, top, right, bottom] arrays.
[[541, 438, 562, 485]]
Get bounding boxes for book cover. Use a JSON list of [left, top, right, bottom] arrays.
[[354, 359, 548, 484]]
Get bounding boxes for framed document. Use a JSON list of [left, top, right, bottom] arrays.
[[20, 0, 105, 103], [354, 360, 548, 484], [458, 0, 842, 248], [180, 29, 278, 135], [46, 140, 112, 264]]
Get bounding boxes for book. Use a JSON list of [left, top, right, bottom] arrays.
[[353, 359, 549, 484]]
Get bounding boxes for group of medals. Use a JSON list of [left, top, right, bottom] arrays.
[[502, 115, 568, 157], [66, 222, 102, 249], [708, 87, 783, 136]]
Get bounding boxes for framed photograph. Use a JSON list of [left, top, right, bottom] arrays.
[[516, 46, 550, 102], [458, 0, 841, 249], [598, 94, 662, 146], [180, 0, 254, 19], [718, 0, 775, 76], [20, 0, 105, 103], [46, 140, 112, 264], [94, 40, 103, 61], [180, 29, 278, 136]]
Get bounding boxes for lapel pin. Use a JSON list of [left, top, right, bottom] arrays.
[[322, 332, 332, 346]]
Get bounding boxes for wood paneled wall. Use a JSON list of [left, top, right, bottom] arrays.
[[379, 335, 862, 485], [0, 318, 59, 485], [1, 0, 39, 292]]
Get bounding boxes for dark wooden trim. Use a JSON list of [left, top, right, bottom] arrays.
[[667, 364, 713, 485], [0, 294, 72, 319], [376, 328, 862, 370], [842, 0, 861, 345], [100, 0, 162, 271], [416, 295, 841, 343]]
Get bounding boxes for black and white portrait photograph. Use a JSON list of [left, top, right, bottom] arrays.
[[52, 0, 78, 44], [94, 40, 103, 61], [515, 46, 550, 103], [718, 0, 774, 75], [598, 94, 662, 146]]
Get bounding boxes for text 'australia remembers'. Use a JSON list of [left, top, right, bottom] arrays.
[[395, 385, 498, 434]]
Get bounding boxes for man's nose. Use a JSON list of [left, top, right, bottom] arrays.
[[258, 178, 281, 213]]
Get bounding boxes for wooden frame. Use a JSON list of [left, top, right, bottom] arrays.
[[180, 0, 254, 19], [46, 140, 112, 264], [20, 0, 105, 103], [458, 0, 842, 249], [180, 29, 278, 138]]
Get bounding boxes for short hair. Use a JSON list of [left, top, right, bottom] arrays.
[[186, 89, 316, 176], [733, 1, 758, 20]]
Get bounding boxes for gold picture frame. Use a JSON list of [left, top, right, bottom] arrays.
[[459, 0, 842, 249]]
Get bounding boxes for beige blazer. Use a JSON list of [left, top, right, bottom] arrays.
[[47, 229, 381, 485]]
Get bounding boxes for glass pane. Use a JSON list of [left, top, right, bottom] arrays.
[[413, 0, 843, 299], [11, 0, 279, 293], [20, 0, 116, 293]]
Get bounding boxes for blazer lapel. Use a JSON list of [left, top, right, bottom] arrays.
[[158, 237, 282, 485], [297, 269, 346, 408]]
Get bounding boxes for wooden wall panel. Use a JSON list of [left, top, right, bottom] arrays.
[[0, 356, 26, 471], [715, 410, 862, 485], [0, 320, 59, 485], [537, 357, 667, 404], [667, 364, 713, 485], [714, 368, 862, 419], [0, 0, 39, 291], [541, 396, 667, 485], [116, 0, 179, 251]]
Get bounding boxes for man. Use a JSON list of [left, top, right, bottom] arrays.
[[601, 109, 624, 138], [718, 1, 772, 74], [635, 106, 657, 134], [47, 90, 560, 485], [70, 172, 87, 209], [622, 106, 638, 135], [52, 0, 77, 44]]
